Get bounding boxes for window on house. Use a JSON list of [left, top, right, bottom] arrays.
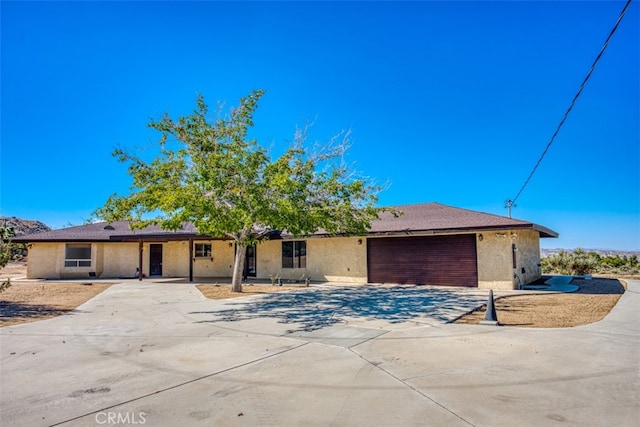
[[65, 244, 91, 267], [282, 241, 306, 268], [195, 243, 212, 258]]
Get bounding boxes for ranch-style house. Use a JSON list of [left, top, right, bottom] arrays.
[[13, 202, 558, 290]]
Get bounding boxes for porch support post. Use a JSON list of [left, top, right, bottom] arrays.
[[138, 239, 143, 281], [189, 238, 194, 282]]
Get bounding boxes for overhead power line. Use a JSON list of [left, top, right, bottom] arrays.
[[506, 0, 633, 216]]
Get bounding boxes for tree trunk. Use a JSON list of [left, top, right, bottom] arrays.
[[231, 240, 246, 293]]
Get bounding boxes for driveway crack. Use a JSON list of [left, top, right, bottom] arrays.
[[49, 342, 310, 426], [348, 348, 476, 427]]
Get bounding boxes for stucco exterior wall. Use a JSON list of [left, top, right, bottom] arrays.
[[477, 229, 542, 290], [513, 229, 542, 286], [256, 236, 367, 283], [308, 237, 367, 282], [94, 244, 105, 278], [256, 240, 287, 281], [26, 243, 61, 279], [477, 232, 513, 290], [101, 243, 139, 278], [161, 242, 188, 277], [192, 240, 235, 277], [27, 243, 126, 279], [132, 241, 236, 278], [25, 231, 543, 287]]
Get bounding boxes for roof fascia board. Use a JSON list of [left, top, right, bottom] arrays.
[[308, 223, 556, 239]]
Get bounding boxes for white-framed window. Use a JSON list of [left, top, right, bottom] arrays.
[[282, 241, 306, 268], [65, 244, 91, 267], [195, 243, 212, 258]]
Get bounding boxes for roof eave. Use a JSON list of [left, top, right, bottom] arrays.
[[11, 237, 113, 244], [532, 224, 559, 238], [367, 223, 559, 238]]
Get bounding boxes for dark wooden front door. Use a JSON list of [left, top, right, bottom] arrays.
[[150, 244, 163, 276], [244, 245, 256, 278]]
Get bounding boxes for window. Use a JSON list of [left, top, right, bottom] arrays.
[[195, 243, 212, 258], [65, 244, 91, 267], [282, 241, 306, 268]]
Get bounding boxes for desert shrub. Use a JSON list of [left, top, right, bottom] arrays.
[[542, 249, 640, 276], [0, 226, 13, 293], [542, 248, 598, 275], [569, 248, 599, 275], [541, 250, 571, 275], [0, 243, 9, 268], [596, 254, 640, 276], [0, 226, 13, 268]]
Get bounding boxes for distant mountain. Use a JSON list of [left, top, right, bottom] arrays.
[[541, 248, 640, 258], [0, 216, 51, 236]]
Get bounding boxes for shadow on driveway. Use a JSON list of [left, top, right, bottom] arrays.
[[191, 285, 487, 332]]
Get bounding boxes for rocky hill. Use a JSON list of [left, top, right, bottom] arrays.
[[0, 216, 51, 236]]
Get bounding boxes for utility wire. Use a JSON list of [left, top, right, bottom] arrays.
[[508, 0, 633, 209]]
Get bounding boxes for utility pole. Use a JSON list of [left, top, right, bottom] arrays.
[[505, 199, 516, 218]]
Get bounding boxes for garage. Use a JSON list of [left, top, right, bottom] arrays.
[[367, 234, 478, 287]]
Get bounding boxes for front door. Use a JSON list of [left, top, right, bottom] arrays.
[[244, 245, 256, 278], [150, 244, 163, 276]]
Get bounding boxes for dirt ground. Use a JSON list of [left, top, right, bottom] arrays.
[[0, 263, 628, 328], [0, 262, 30, 281], [0, 262, 113, 327], [196, 284, 308, 299], [454, 277, 626, 327]]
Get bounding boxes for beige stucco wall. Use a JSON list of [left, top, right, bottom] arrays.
[[192, 241, 235, 277], [161, 241, 188, 277], [25, 231, 543, 287], [139, 241, 235, 278], [28, 242, 138, 279], [26, 243, 61, 279], [26, 241, 237, 280], [101, 243, 139, 278], [27, 242, 112, 279], [256, 236, 367, 283], [477, 229, 542, 290], [513, 229, 542, 286]]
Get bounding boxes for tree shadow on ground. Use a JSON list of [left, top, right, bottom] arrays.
[[0, 301, 72, 324], [192, 285, 488, 332]]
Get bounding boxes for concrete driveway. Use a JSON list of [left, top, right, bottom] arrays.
[[1, 280, 638, 426]]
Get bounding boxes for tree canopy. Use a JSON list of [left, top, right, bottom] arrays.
[[95, 90, 386, 291]]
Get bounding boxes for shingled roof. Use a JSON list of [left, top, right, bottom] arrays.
[[12, 221, 201, 243], [369, 203, 558, 237], [13, 202, 557, 242]]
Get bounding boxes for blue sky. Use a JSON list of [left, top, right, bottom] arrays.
[[1, 1, 638, 250]]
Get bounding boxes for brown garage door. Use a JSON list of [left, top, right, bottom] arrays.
[[367, 234, 478, 287]]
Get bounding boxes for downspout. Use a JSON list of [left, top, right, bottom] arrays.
[[189, 238, 194, 282], [138, 239, 143, 281], [512, 241, 522, 290]]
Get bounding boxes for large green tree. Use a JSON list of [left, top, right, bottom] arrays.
[[95, 90, 385, 292]]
